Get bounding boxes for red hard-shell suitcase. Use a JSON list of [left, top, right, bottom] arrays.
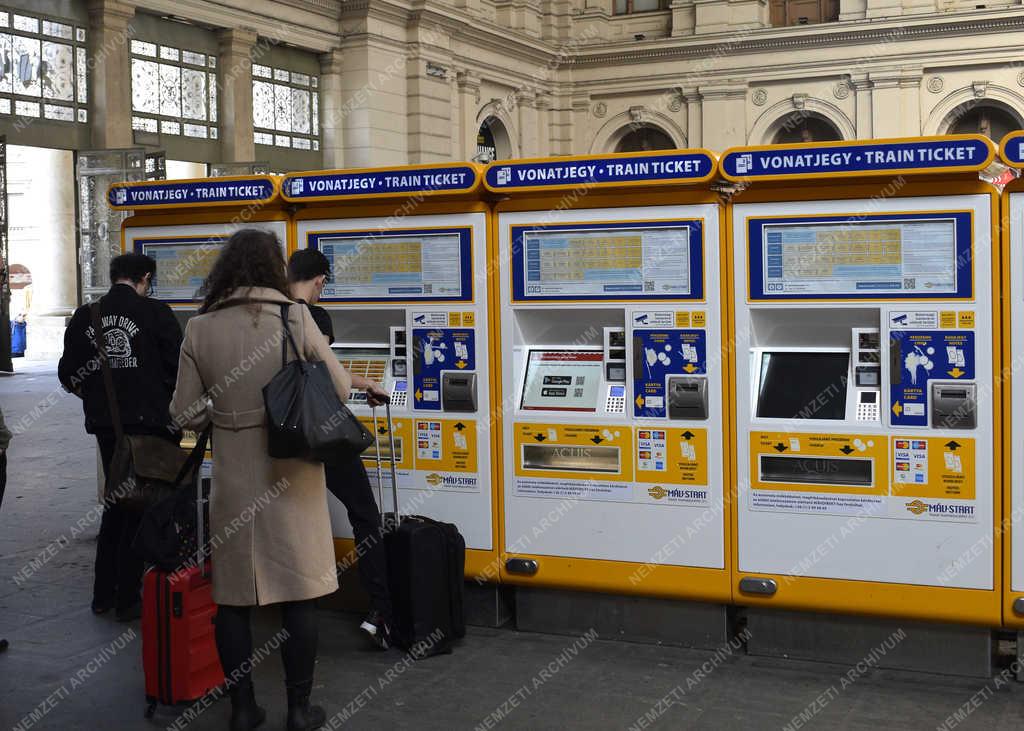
[[141, 464, 223, 718]]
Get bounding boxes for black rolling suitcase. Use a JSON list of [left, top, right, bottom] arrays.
[[372, 400, 465, 658]]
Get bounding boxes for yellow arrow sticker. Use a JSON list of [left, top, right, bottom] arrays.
[[892, 401, 903, 416], [415, 389, 423, 401], [635, 395, 644, 408], [456, 360, 467, 369], [948, 367, 964, 378], [683, 363, 697, 373]]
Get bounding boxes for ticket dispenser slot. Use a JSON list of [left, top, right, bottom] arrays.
[[442, 371, 478, 412], [759, 455, 873, 487], [667, 376, 708, 420], [931, 383, 977, 429]]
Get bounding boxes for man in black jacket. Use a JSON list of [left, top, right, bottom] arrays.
[[288, 249, 394, 649], [58, 253, 182, 621]]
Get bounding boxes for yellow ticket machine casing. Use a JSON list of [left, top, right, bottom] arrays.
[[485, 150, 731, 602], [281, 164, 498, 579], [998, 131, 1024, 627], [721, 135, 1001, 625], [107, 176, 287, 490]]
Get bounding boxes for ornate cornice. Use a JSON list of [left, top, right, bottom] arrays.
[[568, 13, 1024, 67]]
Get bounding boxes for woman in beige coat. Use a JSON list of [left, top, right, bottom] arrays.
[[170, 229, 351, 731]]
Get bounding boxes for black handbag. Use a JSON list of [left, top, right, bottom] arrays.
[[90, 302, 192, 507], [263, 303, 374, 461], [132, 426, 212, 571]]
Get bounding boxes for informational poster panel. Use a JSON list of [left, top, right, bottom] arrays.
[[309, 227, 473, 302], [511, 220, 704, 302], [747, 212, 973, 300]]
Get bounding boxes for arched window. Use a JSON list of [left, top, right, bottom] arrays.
[[770, 113, 842, 144], [946, 102, 1022, 142], [476, 116, 512, 162], [614, 124, 675, 153]]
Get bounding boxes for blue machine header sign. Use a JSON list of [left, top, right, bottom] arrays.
[[484, 151, 715, 191], [283, 165, 477, 200], [1000, 131, 1024, 167], [747, 212, 973, 301], [108, 178, 276, 208], [889, 330, 975, 427], [722, 137, 991, 180], [511, 219, 704, 302], [633, 329, 707, 419]]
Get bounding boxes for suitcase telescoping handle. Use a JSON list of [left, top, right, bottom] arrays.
[[370, 396, 400, 522]]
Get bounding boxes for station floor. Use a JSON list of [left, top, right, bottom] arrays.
[[3, 361, 1024, 731]]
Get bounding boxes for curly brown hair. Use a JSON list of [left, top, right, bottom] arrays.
[[199, 229, 291, 313]]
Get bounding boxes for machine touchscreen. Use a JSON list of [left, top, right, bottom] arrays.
[[521, 350, 604, 411], [755, 351, 850, 420]]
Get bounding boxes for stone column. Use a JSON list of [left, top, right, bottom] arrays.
[[869, 69, 921, 137], [319, 48, 345, 169], [517, 90, 538, 157], [456, 70, 481, 160], [571, 91, 590, 154], [865, 0, 902, 18], [535, 93, 551, 158], [838, 0, 867, 20], [683, 86, 702, 147], [87, 0, 135, 149], [217, 28, 258, 163], [699, 82, 747, 150], [671, 0, 697, 36], [850, 77, 873, 138]]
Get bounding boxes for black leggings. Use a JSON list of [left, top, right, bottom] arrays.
[[215, 599, 318, 690]]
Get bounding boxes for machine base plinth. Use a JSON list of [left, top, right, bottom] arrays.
[[746, 608, 993, 678], [322, 568, 512, 628], [515, 586, 729, 649]]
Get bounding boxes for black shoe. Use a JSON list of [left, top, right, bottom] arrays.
[[286, 680, 326, 731], [115, 602, 142, 622], [359, 610, 391, 650], [0, 638, 8, 652], [91, 599, 114, 615], [229, 681, 266, 731]]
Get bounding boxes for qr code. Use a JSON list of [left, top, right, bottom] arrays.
[[423, 283, 432, 293], [574, 388, 584, 398], [644, 280, 654, 291], [575, 376, 585, 385], [903, 278, 916, 290]]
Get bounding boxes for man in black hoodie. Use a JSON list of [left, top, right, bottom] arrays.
[[59, 253, 182, 621]]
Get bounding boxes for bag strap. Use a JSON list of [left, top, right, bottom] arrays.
[[89, 301, 124, 442], [172, 424, 211, 488], [278, 303, 303, 369]]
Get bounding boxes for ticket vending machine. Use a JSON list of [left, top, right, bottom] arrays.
[[108, 176, 287, 487], [721, 136, 1001, 625], [109, 175, 288, 331], [280, 164, 496, 578], [486, 150, 732, 602], [998, 131, 1024, 628]]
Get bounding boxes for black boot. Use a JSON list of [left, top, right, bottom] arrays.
[[228, 680, 266, 731], [286, 680, 326, 731]]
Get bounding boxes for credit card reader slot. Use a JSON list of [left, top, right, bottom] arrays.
[[931, 382, 976, 429], [667, 376, 708, 420], [442, 372, 478, 412]]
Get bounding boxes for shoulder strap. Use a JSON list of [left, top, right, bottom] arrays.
[[279, 303, 302, 368], [90, 301, 124, 442]]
